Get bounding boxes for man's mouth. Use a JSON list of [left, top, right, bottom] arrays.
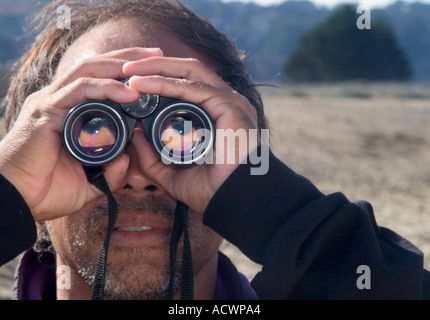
[[88, 192, 176, 247], [110, 211, 173, 247], [114, 226, 155, 232]]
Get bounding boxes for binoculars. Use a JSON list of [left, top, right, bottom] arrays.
[[62, 80, 214, 166]]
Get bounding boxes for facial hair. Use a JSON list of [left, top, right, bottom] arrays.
[[68, 193, 182, 300]]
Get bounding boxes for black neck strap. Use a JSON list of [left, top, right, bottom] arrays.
[[167, 201, 194, 300], [86, 167, 118, 300], [85, 167, 194, 300]]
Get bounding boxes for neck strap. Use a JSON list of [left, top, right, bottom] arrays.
[[86, 167, 194, 300]]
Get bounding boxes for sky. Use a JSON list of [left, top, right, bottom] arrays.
[[221, 0, 430, 8]]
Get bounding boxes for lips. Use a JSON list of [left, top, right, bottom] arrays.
[[115, 226, 154, 231], [110, 211, 173, 246]]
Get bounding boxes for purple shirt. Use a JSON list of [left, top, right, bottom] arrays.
[[13, 249, 258, 300]]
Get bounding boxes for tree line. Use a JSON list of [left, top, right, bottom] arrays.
[[0, 0, 429, 86]]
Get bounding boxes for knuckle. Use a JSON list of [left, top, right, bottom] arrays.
[[240, 94, 252, 108], [72, 77, 124, 94], [102, 78, 122, 87], [68, 56, 102, 78], [76, 56, 97, 69], [231, 90, 245, 103], [185, 58, 204, 74], [24, 91, 40, 105], [73, 76, 93, 89], [118, 47, 142, 54], [229, 90, 258, 122], [185, 57, 200, 65]]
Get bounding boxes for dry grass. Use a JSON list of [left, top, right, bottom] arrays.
[[2, 82, 430, 298], [222, 82, 430, 279]]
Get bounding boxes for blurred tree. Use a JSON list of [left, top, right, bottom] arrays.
[[284, 4, 412, 82]]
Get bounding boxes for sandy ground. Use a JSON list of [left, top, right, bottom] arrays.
[[1, 83, 430, 299]]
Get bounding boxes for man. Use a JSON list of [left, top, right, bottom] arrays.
[[0, 0, 429, 300]]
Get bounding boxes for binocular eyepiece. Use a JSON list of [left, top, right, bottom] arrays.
[[62, 80, 214, 166]]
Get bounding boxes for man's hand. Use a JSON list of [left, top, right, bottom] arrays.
[[123, 56, 259, 215], [0, 48, 163, 221]]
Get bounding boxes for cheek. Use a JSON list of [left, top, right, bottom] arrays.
[[188, 212, 223, 256], [45, 217, 69, 246], [45, 211, 93, 258], [45, 218, 71, 260]]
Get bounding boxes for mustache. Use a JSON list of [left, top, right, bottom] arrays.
[[87, 193, 176, 231]]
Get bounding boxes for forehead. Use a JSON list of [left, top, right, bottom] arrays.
[[57, 19, 208, 74]]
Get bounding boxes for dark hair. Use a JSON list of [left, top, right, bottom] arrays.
[[4, 0, 268, 132], [4, 0, 269, 254]]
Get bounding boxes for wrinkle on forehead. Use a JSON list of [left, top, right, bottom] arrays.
[[56, 18, 208, 76]]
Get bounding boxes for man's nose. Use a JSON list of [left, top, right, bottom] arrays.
[[122, 143, 165, 195]]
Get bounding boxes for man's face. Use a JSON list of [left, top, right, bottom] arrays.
[[45, 19, 223, 300]]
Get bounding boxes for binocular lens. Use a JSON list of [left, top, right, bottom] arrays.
[[63, 96, 213, 166], [159, 110, 206, 154], [63, 102, 128, 166], [160, 111, 201, 153], [75, 112, 118, 157]]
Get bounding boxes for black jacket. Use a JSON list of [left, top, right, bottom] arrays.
[[1, 150, 430, 299]]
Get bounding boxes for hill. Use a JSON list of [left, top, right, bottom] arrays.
[[0, 0, 430, 82]]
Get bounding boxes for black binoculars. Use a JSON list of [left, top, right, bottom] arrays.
[[62, 81, 214, 166]]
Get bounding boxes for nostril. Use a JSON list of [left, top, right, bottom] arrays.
[[123, 184, 157, 191], [144, 185, 157, 192]]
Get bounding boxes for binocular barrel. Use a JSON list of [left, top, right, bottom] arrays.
[[62, 92, 214, 166]]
